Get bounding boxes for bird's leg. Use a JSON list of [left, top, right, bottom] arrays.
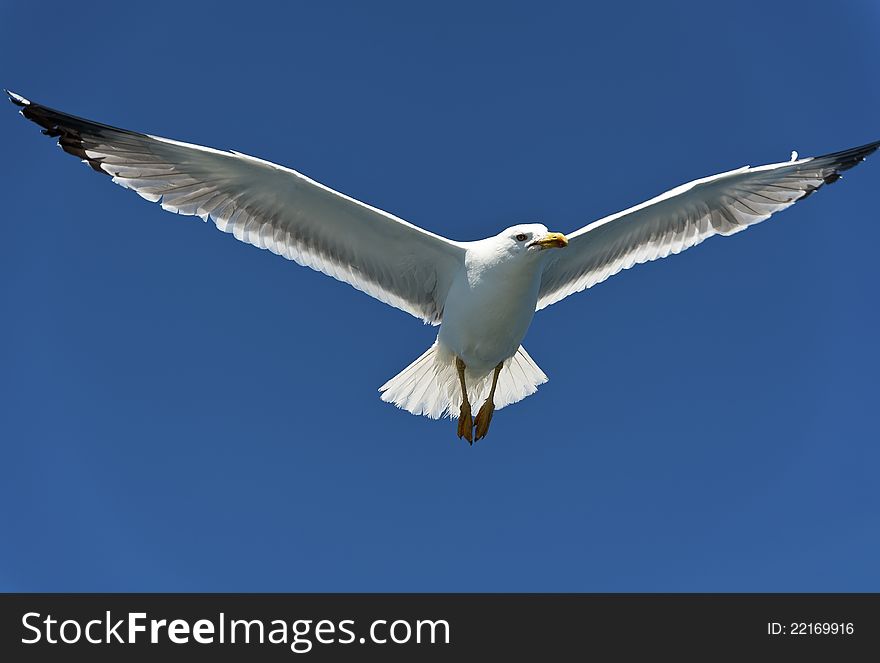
[[455, 357, 473, 443], [474, 361, 503, 441]]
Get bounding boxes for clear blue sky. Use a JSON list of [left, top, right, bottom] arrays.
[[2, 1, 878, 592]]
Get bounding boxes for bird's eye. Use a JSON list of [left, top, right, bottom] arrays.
[[515, 233, 527, 242]]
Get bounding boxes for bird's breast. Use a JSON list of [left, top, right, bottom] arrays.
[[438, 258, 542, 373]]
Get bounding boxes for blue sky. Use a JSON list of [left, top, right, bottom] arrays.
[[2, 1, 878, 591]]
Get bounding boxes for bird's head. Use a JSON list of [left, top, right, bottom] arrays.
[[495, 224, 568, 258]]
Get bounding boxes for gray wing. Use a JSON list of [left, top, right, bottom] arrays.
[[538, 140, 879, 310], [8, 91, 465, 324]]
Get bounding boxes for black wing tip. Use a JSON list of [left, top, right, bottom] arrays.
[[805, 139, 880, 189], [820, 139, 880, 173], [793, 139, 880, 200], [8, 91, 111, 176], [842, 138, 880, 161], [5, 89, 30, 107]]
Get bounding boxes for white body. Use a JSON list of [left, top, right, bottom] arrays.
[[439, 238, 544, 373]]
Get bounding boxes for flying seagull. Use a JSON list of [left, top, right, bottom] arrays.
[[7, 91, 878, 443]]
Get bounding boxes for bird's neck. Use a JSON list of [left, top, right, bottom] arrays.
[[464, 246, 544, 291]]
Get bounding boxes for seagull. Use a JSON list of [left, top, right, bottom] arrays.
[[7, 90, 878, 443]]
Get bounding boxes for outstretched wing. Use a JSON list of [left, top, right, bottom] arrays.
[[8, 91, 465, 324], [537, 140, 879, 310]]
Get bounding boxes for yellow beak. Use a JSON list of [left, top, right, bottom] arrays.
[[531, 232, 568, 250]]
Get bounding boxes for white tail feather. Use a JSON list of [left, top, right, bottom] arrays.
[[379, 340, 548, 419]]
